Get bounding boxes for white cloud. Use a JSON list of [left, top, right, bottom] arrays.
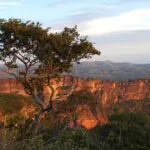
[[72, 11, 90, 15], [80, 9, 150, 36], [0, 2, 20, 6], [95, 4, 116, 9], [0, 1, 22, 10], [0, 0, 22, 9]]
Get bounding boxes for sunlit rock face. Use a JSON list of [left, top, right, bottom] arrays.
[[75, 105, 108, 129], [55, 76, 150, 105], [0, 76, 150, 129], [0, 79, 26, 96], [75, 105, 98, 129], [20, 105, 36, 118], [1, 76, 150, 103]]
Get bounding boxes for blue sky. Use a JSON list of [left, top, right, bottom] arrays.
[[1, 0, 150, 63]]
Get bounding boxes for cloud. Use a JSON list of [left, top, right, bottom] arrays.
[[113, 0, 150, 5], [48, 0, 70, 8], [120, 0, 150, 3], [80, 9, 150, 36], [92, 30, 150, 45], [95, 4, 117, 9], [51, 7, 115, 30], [89, 30, 150, 63], [93, 53, 150, 64], [0, 0, 22, 9], [0, 1, 20, 6], [46, 4, 150, 63]]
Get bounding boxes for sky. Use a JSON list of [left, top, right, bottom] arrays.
[[0, 0, 150, 64]]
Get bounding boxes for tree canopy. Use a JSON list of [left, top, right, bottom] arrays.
[[0, 18, 100, 115]]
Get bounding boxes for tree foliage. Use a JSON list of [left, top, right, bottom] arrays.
[[0, 18, 100, 118], [0, 111, 149, 150], [90, 112, 150, 150], [0, 93, 35, 114]]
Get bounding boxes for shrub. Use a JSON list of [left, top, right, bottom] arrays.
[[57, 90, 97, 112], [0, 93, 36, 114], [90, 112, 150, 150]]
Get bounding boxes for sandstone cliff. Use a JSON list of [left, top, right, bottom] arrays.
[[1, 76, 150, 102], [0, 76, 150, 129]]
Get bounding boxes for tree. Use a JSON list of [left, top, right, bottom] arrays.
[[0, 18, 100, 132], [90, 112, 150, 150]]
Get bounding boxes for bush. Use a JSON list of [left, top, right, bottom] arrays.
[[0, 93, 36, 114], [90, 112, 150, 150], [57, 90, 97, 112]]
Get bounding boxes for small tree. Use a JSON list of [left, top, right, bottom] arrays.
[[0, 18, 100, 131]]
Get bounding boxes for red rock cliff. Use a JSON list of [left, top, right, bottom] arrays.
[[0, 76, 150, 129], [48, 76, 150, 104], [1, 77, 150, 103]]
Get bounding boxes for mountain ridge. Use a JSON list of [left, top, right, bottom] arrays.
[[0, 61, 150, 81], [70, 61, 150, 81]]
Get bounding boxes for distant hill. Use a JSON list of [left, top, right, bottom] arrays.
[[0, 61, 150, 81], [69, 61, 150, 81]]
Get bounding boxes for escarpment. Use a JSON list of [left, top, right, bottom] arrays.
[[0, 76, 150, 129], [40, 76, 150, 105]]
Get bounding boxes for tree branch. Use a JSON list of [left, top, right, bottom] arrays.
[[55, 82, 77, 100], [13, 53, 27, 65], [2, 69, 19, 78], [33, 89, 45, 109]]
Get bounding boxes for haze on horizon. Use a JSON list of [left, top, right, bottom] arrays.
[[0, 0, 150, 64]]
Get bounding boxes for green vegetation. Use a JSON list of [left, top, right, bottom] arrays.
[[0, 93, 149, 149], [0, 18, 100, 133], [0, 17, 149, 150], [57, 90, 97, 112], [0, 93, 35, 114], [90, 112, 150, 150], [60, 86, 72, 90], [0, 111, 149, 150], [0, 18, 100, 122]]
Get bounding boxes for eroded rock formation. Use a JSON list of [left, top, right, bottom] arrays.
[[0, 76, 150, 129]]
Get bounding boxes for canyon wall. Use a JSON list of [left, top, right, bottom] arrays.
[[59, 76, 150, 103], [0, 76, 150, 129], [1, 76, 150, 103]]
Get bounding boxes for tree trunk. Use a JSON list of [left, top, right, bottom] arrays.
[[33, 111, 43, 134], [25, 110, 43, 135]]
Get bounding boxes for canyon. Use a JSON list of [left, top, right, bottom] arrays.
[[0, 76, 150, 129]]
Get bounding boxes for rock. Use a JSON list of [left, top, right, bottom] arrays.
[[0, 76, 150, 129]]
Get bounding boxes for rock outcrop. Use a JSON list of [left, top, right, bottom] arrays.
[[0, 76, 150, 129]]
